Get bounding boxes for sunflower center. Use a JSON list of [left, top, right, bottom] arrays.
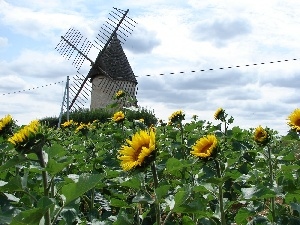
[[295, 119, 300, 126], [256, 131, 266, 140], [133, 144, 149, 160], [201, 143, 212, 153]]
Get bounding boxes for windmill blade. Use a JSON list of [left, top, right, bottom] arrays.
[[67, 72, 92, 111], [94, 8, 135, 50], [55, 28, 94, 71], [55, 28, 83, 60], [73, 38, 93, 70]]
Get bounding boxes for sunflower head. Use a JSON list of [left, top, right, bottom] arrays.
[[115, 90, 125, 99], [214, 108, 225, 121], [112, 111, 125, 123], [169, 110, 185, 124], [0, 114, 14, 137], [75, 122, 91, 135], [61, 120, 78, 129], [287, 108, 300, 132], [190, 134, 218, 160], [253, 125, 269, 146], [118, 129, 156, 171], [8, 120, 46, 154]]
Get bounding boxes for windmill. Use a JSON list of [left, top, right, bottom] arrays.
[[55, 8, 138, 113]]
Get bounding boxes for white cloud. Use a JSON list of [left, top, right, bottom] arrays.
[[0, 49, 75, 79], [0, 75, 27, 91]]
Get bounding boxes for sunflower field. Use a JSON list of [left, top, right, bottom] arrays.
[[1, 99, 300, 224]]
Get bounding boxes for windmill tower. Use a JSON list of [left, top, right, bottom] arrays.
[[89, 34, 137, 109], [55, 8, 137, 112]]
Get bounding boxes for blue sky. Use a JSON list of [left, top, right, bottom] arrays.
[[1, 0, 300, 134]]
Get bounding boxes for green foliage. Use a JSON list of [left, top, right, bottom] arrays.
[[40, 106, 157, 128], [1, 108, 300, 225]]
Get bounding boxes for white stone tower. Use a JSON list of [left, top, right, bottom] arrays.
[[88, 34, 138, 109]]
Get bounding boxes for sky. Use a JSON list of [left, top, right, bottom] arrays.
[[0, 0, 300, 135]]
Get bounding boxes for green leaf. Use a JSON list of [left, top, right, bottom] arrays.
[[165, 158, 190, 174], [281, 152, 295, 161], [37, 197, 53, 209], [193, 185, 211, 194], [182, 215, 194, 225], [173, 197, 206, 213], [113, 208, 133, 225], [247, 216, 269, 224], [45, 143, 67, 158], [205, 177, 223, 185], [60, 208, 77, 225], [120, 177, 141, 190], [0, 155, 26, 171], [105, 169, 120, 179], [173, 187, 191, 211], [10, 199, 53, 225], [110, 198, 129, 207], [223, 170, 242, 180], [61, 173, 102, 205], [290, 202, 300, 215], [235, 208, 255, 225], [285, 190, 300, 203], [3, 193, 20, 202], [198, 217, 218, 225], [46, 157, 73, 176], [280, 164, 300, 172], [156, 185, 171, 201], [132, 193, 154, 204], [241, 186, 276, 200], [0, 176, 23, 192]]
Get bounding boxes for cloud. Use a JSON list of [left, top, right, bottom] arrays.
[[0, 49, 76, 79], [123, 25, 161, 54], [0, 75, 27, 92], [0, 1, 91, 40], [0, 81, 66, 125], [194, 17, 252, 47]]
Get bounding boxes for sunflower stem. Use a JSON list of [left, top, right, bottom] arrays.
[[267, 145, 276, 224], [180, 122, 184, 145], [151, 162, 161, 225], [36, 149, 51, 225], [214, 159, 226, 225]]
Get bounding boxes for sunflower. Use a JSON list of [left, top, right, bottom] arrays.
[[214, 108, 225, 120], [118, 129, 156, 171], [190, 134, 218, 159], [253, 125, 269, 145], [112, 111, 125, 123], [0, 114, 13, 135], [75, 122, 91, 134], [61, 120, 78, 128], [169, 110, 185, 123], [287, 108, 300, 132], [8, 120, 40, 149], [115, 90, 125, 99]]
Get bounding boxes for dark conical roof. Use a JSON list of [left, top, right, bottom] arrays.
[[88, 34, 137, 84]]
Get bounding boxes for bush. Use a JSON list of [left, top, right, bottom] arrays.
[[39, 107, 157, 128]]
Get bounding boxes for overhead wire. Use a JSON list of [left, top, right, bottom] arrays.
[[136, 58, 298, 77], [0, 57, 298, 96], [1, 81, 64, 96]]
